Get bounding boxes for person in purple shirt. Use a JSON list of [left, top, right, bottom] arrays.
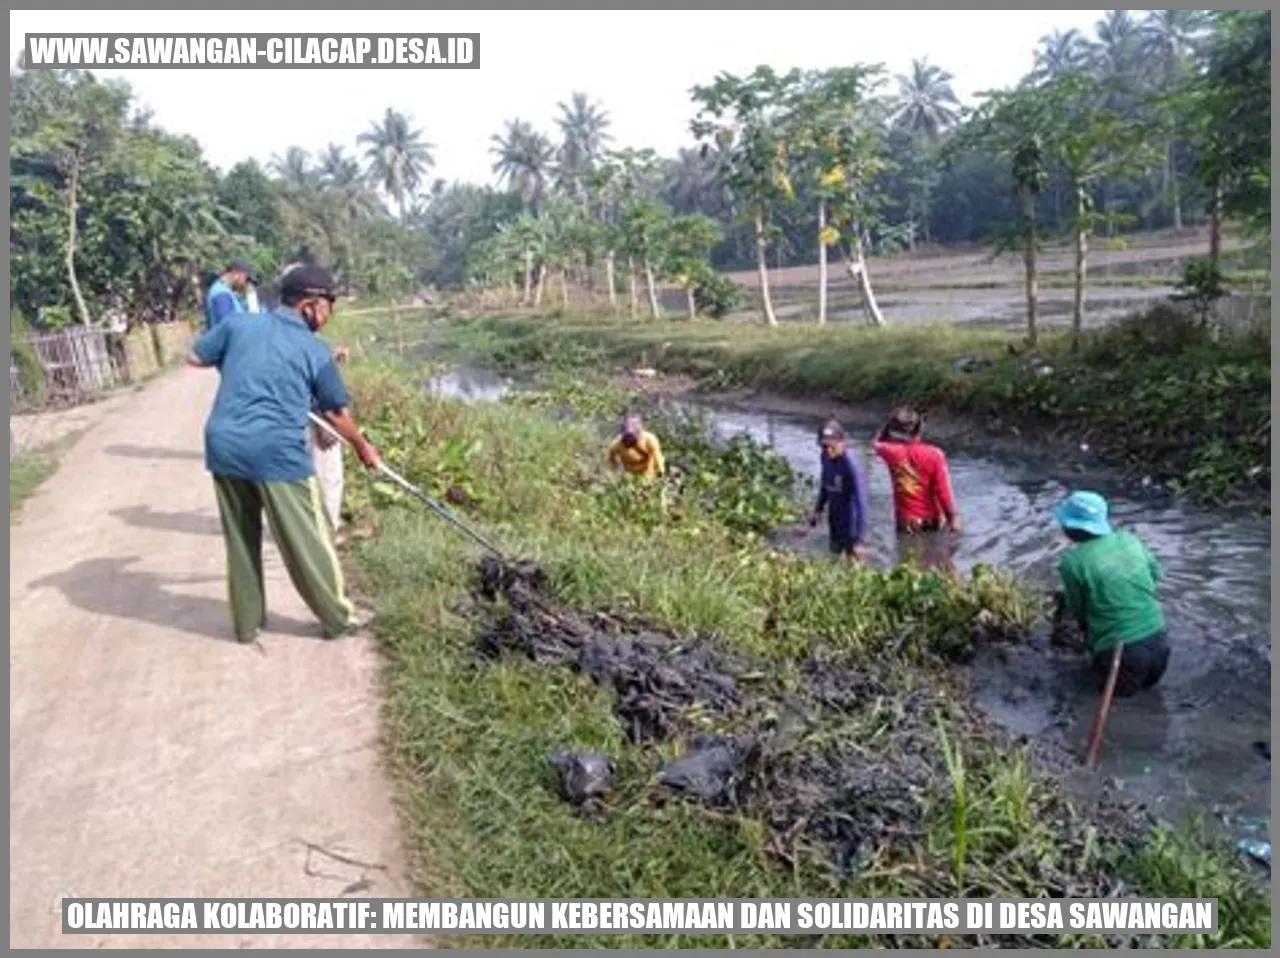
[[808, 418, 871, 561]]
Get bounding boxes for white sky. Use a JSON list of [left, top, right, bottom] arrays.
[[10, 9, 1110, 188]]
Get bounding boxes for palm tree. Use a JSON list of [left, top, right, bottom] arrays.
[[663, 147, 729, 217], [555, 92, 612, 202], [889, 59, 960, 140], [1141, 10, 1211, 230], [490, 119, 556, 214], [318, 143, 361, 187], [888, 60, 957, 251], [269, 146, 314, 188], [357, 107, 434, 223], [1030, 28, 1090, 83], [1089, 10, 1144, 87], [1141, 9, 1210, 80]]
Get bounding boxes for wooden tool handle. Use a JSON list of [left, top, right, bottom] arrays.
[[1084, 641, 1124, 766]]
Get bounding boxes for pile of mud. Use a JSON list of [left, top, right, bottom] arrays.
[[474, 556, 1148, 896]]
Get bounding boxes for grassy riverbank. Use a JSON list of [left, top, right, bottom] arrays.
[[435, 305, 1270, 508], [332, 348, 1269, 948]]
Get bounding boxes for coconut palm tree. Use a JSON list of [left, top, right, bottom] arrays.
[[357, 107, 434, 223], [555, 92, 612, 202], [1089, 10, 1144, 88], [318, 143, 360, 186], [490, 119, 557, 214], [1141, 10, 1211, 230], [662, 147, 729, 217], [889, 59, 960, 140], [1030, 28, 1091, 83], [1141, 9, 1210, 81], [269, 146, 315, 188]]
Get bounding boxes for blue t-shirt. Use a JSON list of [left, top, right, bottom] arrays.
[[192, 308, 348, 483], [205, 278, 243, 331], [816, 448, 870, 545]]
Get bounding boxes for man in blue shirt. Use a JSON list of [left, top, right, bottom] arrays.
[[186, 265, 381, 643], [809, 419, 871, 561], [204, 258, 258, 331]]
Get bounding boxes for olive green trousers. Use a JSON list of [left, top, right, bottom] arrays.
[[212, 475, 354, 641]]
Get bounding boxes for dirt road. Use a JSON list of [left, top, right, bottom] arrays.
[[9, 368, 421, 948]]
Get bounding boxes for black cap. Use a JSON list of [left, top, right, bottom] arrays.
[[226, 258, 259, 284], [279, 264, 337, 302], [818, 419, 846, 442], [887, 406, 923, 438]]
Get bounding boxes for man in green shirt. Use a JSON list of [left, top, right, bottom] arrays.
[[1052, 491, 1169, 696]]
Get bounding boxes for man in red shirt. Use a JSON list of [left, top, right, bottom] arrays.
[[872, 407, 962, 570]]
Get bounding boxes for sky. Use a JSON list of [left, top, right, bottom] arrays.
[[9, 9, 1112, 188]]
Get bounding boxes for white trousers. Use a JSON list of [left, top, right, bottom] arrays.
[[307, 424, 346, 531]]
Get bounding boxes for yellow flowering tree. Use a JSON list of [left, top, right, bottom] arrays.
[[691, 66, 802, 326], [786, 66, 889, 326]]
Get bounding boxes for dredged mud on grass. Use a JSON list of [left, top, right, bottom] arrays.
[[473, 556, 1157, 903]]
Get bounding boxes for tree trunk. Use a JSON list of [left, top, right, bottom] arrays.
[[65, 157, 91, 327], [1072, 186, 1087, 351], [686, 285, 697, 320], [522, 249, 533, 306], [1209, 178, 1223, 268], [844, 228, 884, 327], [627, 256, 639, 318], [1103, 172, 1116, 237], [643, 256, 661, 319], [560, 269, 570, 308], [1170, 157, 1183, 233], [605, 250, 617, 310], [1164, 140, 1184, 232], [1022, 188, 1039, 346], [816, 201, 828, 325], [754, 213, 778, 327], [532, 264, 546, 308]]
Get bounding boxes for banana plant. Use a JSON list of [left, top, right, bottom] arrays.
[[660, 214, 722, 319], [619, 198, 670, 319]]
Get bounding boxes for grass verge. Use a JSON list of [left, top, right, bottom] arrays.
[[337, 355, 1269, 948], [9, 433, 80, 515], [433, 304, 1270, 509]]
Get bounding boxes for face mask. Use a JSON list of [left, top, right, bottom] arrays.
[[621, 432, 639, 447]]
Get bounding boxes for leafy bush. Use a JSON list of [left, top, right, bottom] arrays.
[[692, 273, 746, 319], [1171, 258, 1229, 324]]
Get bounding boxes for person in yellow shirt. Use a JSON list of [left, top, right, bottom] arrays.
[[606, 413, 665, 479]]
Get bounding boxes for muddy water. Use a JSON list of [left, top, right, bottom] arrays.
[[426, 366, 1272, 842]]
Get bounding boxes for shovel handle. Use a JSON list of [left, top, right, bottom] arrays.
[[1084, 642, 1124, 767]]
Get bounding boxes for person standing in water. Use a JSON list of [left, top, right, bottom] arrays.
[[1052, 490, 1170, 697], [606, 412, 666, 479], [872, 406, 961, 572], [809, 419, 870, 561]]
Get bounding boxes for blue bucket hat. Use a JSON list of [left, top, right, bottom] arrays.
[[1053, 490, 1112, 537]]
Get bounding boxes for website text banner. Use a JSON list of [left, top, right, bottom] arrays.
[[63, 898, 1218, 935], [23, 35, 479, 69]]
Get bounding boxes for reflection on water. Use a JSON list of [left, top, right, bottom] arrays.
[[423, 366, 1272, 833]]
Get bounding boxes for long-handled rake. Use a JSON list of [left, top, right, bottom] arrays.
[[308, 412, 507, 560], [307, 412, 588, 631]]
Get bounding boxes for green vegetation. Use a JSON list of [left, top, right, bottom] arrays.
[[9, 433, 80, 515], [336, 355, 1269, 947], [437, 304, 1270, 507]]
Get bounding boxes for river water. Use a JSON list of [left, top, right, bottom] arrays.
[[425, 366, 1272, 845]]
